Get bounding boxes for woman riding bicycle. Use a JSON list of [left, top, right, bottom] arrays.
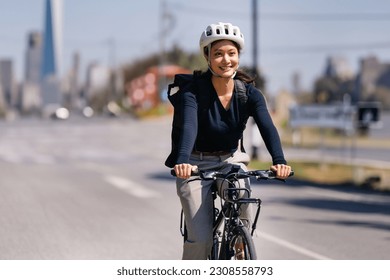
[[170, 22, 292, 260]]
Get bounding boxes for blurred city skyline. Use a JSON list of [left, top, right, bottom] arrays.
[[1, 0, 390, 93]]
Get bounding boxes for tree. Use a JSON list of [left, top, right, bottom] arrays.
[[122, 45, 266, 89], [122, 45, 207, 85], [314, 76, 354, 104]]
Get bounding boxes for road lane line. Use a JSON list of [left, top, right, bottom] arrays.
[[261, 232, 332, 260], [104, 175, 160, 198]]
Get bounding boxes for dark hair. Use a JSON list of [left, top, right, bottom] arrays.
[[235, 70, 255, 84]]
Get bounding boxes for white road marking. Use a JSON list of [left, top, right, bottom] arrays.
[[261, 232, 332, 260], [104, 175, 160, 198]]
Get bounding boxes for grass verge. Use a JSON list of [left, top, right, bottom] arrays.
[[249, 160, 390, 192]]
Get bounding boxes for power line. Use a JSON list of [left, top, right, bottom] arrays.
[[171, 3, 245, 17], [171, 3, 390, 21], [263, 41, 390, 54], [260, 13, 390, 21]]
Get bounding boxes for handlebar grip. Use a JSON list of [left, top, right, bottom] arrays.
[[257, 169, 294, 181], [170, 168, 200, 177], [271, 170, 294, 177]]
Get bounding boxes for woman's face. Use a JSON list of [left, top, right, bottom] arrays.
[[209, 40, 239, 78]]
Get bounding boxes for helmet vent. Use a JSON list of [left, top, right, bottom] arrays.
[[199, 22, 245, 52]]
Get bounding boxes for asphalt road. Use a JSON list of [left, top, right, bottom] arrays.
[[0, 116, 389, 260]]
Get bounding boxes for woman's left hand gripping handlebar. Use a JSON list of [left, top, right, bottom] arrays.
[[270, 164, 292, 179]]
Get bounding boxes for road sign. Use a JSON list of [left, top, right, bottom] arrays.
[[289, 104, 355, 131]]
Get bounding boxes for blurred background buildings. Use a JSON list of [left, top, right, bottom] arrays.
[[0, 0, 389, 120]]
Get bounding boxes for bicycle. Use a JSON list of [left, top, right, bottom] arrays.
[[172, 165, 294, 260]]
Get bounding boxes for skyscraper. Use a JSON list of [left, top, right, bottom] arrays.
[[41, 0, 63, 108], [0, 59, 15, 108], [41, 0, 62, 78], [26, 31, 42, 84], [22, 32, 43, 114]]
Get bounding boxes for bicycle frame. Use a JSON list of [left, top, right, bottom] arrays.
[[175, 166, 293, 260], [210, 186, 261, 259]]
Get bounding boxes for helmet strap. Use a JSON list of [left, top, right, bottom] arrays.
[[208, 66, 237, 79], [208, 61, 239, 79]]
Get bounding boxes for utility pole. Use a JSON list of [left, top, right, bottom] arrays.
[[107, 37, 116, 102], [159, 0, 174, 103], [252, 0, 258, 78], [251, 0, 262, 160]]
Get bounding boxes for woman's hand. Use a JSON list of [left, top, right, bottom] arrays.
[[174, 163, 197, 179], [270, 164, 292, 179]]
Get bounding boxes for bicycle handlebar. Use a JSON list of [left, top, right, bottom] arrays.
[[171, 168, 294, 181]]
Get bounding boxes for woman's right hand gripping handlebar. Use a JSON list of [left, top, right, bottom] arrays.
[[173, 163, 198, 179]]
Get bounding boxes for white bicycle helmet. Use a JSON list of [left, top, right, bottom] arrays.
[[199, 22, 245, 55]]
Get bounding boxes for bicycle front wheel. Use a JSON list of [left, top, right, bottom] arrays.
[[229, 226, 257, 260]]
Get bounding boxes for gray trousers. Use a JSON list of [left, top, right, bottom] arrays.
[[176, 150, 252, 260]]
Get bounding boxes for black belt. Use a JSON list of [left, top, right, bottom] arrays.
[[192, 151, 232, 157]]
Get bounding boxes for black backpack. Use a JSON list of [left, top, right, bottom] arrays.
[[164, 71, 249, 168]]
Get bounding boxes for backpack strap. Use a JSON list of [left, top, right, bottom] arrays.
[[234, 79, 249, 152], [234, 79, 248, 105]]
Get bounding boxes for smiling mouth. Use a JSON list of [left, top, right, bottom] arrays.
[[219, 66, 233, 71]]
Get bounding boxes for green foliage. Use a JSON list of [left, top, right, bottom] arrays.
[[121, 45, 269, 118], [166, 44, 207, 70], [122, 54, 160, 84], [121, 44, 266, 89], [249, 160, 353, 184], [314, 76, 354, 104], [122, 44, 207, 84]]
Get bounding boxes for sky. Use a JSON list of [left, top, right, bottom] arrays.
[[1, 0, 390, 94]]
